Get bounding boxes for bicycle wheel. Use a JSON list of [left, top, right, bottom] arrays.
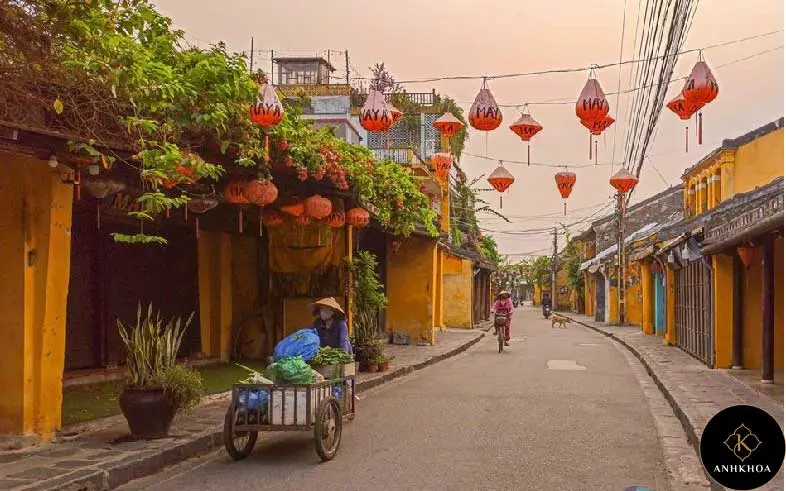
[[314, 398, 342, 462], [498, 327, 504, 352], [223, 405, 258, 461]]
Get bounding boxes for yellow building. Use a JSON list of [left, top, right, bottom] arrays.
[[643, 118, 783, 383]]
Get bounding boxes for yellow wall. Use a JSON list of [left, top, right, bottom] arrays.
[[584, 272, 595, 317], [386, 237, 438, 345], [443, 255, 472, 328], [712, 254, 734, 368], [0, 153, 73, 439], [640, 262, 654, 334], [733, 128, 784, 196], [435, 250, 445, 330], [555, 268, 570, 310], [664, 267, 677, 345], [197, 231, 233, 361], [230, 236, 268, 359], [534, 284, 550, 306], [624, 263, 643, 326]]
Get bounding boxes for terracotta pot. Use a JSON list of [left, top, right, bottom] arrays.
[[367, 363, 379, 374], [119, 387, 175, 439], [379, 361, 389, 371]]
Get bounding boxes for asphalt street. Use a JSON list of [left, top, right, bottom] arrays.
[[119, 306, 671, 491]]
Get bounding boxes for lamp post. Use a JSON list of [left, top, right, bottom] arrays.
[[609, 168, 639, 325]]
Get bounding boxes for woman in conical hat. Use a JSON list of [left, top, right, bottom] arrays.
[[311, 297, 352, 354]]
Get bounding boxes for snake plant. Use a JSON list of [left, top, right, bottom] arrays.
[[118, 303, 195, 387]]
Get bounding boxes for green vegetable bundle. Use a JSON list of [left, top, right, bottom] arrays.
[[311, 346, 354, 366]]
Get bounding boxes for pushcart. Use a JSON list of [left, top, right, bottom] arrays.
[[222, 375, 356, 462]]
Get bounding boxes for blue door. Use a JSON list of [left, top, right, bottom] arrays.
[[654, 270, 665, 335]]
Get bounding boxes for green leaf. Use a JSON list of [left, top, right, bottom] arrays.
[[53, 97, 64, 115]]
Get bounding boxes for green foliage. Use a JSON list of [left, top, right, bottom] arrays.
[[531, 256, 553, 288], [162, 364, 204, 413], [560, 228, 585, 297], [312, 346, 354, 366], [478, 235, 503, 266], [348, 251, 387, 346], [117, 302, 194, 387]]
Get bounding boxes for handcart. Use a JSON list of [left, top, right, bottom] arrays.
[[223, 374, 356, 462]]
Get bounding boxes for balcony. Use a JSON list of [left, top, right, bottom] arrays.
[[372, 148, 413, 164], [351, 90, 439, 112], [277, 84, 352, 99]]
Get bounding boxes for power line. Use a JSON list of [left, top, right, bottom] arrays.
[[355, 29, 782, 85], [611, 0, 630, 169]]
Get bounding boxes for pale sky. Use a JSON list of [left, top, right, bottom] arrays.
[[153, 0, 784, 258]]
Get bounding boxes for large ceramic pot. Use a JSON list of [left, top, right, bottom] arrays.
[[119, 387, 175, 439]]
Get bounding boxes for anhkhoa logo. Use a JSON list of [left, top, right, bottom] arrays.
[[700, 404, 785, 490]]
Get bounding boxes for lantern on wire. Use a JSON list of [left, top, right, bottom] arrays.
[[187, 195, 219, 239], [249, 82, 285, 165], [487, 162, 515, 208], [509, 106, 543, 165], [609, 167, 639, 207], [359, 90, 396, 133], [575, 72, 610, 161], [554, 171, 577, 216], [666, 95, 704, 152], [682, 53, 719, 145], [304, 194, 333, 220], [430, 152, 453, 181], [224, 181, 249, 234], [346, 208, 370, 228], [433, 112, 465, 153], [579, 116, 615, 165], [82, 178, 126, 229], [469, 79, 502, 156]]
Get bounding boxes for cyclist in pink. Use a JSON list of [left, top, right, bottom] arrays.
[[492, 291, 513, 346]]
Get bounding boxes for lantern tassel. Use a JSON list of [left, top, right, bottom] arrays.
[[594, 140, 598, 166], [239, 208, 244, 234], [589, 133, 592, 161], [685, 125, 689, 153], [75, 170, 81, 201], [527, 144, 531, 166], [185, 204, 188, 221], [564, 202, 567, 216], [96, 202, 101, 229], [264, 132, 270, 163], [499, 194, 503, 208], [698, 112, 703, 145]]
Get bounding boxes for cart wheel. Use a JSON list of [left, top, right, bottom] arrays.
[[223, 405, 257, 461], [314, 398, 342, 462], [498, 331, 504, 353]]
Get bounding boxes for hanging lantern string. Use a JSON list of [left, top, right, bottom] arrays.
[[464, 151, 618, 168], [454, 44, 782, 107], [390, 30, 781, 84]]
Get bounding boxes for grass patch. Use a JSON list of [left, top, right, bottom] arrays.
[[61, 360, 268, 427]]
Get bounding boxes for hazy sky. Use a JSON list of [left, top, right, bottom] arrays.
[[153, 0, 784, 257]]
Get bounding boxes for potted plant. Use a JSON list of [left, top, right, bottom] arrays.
[[117, 303, 204, 439], [377, 354, 391, 372], [348, 251, 390, 372]]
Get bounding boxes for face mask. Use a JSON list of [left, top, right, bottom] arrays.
[[319, 308, 333, 321]]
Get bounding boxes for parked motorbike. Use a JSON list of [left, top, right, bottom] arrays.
[[542, 303, 552, 318], [512, 297, 520, 308]]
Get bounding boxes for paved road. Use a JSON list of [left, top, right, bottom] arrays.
[[120, 307, 670, 491]]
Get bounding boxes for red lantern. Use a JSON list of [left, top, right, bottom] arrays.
[[224, 181, 249, 204], [261, 209, 284, 228], [509, 111, 543, 165], [386, 102, 403, 125], [304, 194, 333, 220], [469, 83, 502, 131], [430, 153, 453, 180], [487, 164, 514, 208], [576, 77, 610, 123], [295, 215, 312, 226], [359, 90, 395, 133], [737, 244, 755, 268], [666, 95, 704, 152], [610, 167, 639, 195], [244, 179, 278, 206], [554, 171, 577, 215], [681, 58, 718, 146], [249, 84, 284, 128], [433, 112, 464, 138], [326, 211, 346, 229], [280, 202, 304, 217], [346, 208, 370, 228]]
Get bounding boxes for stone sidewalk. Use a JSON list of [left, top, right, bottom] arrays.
[[0, 329, 484, 491], [566, 313, 784, 490]]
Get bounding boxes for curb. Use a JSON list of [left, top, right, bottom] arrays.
[[566, 316, 723, 491], [34, 332, 485, 491]]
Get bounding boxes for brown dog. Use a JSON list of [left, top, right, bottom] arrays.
[[551, 314, 571, 329]]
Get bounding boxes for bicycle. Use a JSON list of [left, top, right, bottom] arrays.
[[493, 312, 508, 353]]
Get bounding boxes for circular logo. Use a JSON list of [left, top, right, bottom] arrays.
[[700, 404, 785, 490]]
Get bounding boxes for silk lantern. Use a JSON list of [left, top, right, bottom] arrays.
[[576, 77, 610, 161], [186, 195, 219, 239], [224, 181, 249, 234], [359, 90, 395, 133], [579, 115, 614, 165], [554, 171, 577, 216], [304, 194, 333, 220], [509, 110, 543, 165], [433, 112, 464, 138], [261, 209, 284, 228], [487, 164, 514, 208], [244, 179, 278, 207], [610, 167, 639, 195], [326, 211, 346, 229], [346, 208, 370, 228], [682, 56, 719, 145], [430, 152, 453, 181], [469, 82, 502, 131], [666, 95, 704, 152]]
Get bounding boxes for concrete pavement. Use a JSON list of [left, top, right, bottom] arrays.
[[117, 306, 701, 491]]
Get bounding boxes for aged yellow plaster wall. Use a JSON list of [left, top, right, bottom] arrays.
[[386, 237, 437, 345], [0, 153, 73, 438], [640, 262, 654, 334], [231, 236, 266, 359], [435, 250, 445, 330], [664, 267, 677, 345], [197, 231, 233, 360], [732, 128, 784, 196], [443, 256, 472, 328], [712, 254, 734, 368]]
